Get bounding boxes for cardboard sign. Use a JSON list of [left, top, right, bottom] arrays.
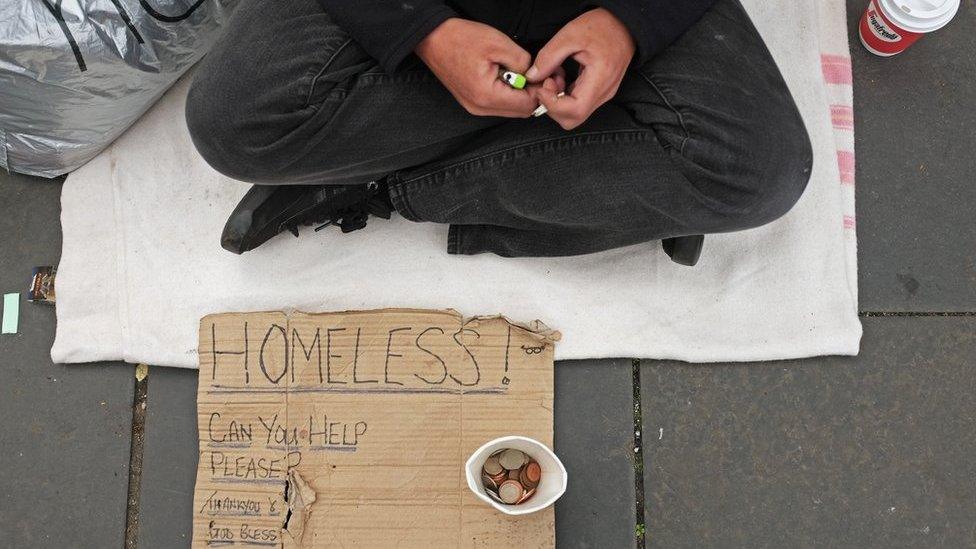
[[192, 309, 559, 548]]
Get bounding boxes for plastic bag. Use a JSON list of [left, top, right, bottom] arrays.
[[0, 0, 239, 177]]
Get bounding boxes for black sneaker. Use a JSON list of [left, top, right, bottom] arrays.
[[221, 181, 392, 254]]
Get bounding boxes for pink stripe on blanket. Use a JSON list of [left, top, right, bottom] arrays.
[[843, 215, 856, 230], [821, 54, 853, 85], [837, 150, 855, 185], [830, 105, 854, 130]]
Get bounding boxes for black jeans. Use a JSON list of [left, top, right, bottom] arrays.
[[186, 0, 812, 257]]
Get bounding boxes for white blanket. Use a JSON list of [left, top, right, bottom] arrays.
[[52, 0, 861, 368]]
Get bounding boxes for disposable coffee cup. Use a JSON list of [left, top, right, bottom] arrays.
[[859, 0, 960, 56], [465, 435, 568, 516]]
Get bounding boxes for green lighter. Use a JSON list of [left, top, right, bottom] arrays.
[[499, 70, 527, 89]]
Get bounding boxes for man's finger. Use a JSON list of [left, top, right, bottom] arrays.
[[563, 65, 602, 109], [485, 78, 538, 116], [540, 67, 603, 128], [542, 96, 586, 129], [488, 41, 533, 73], [550, 66, 568, 92], [525, 31, 580, 82], [534, 80, 574, 122]]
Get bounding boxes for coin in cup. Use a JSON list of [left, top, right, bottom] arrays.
[[519, 461, 541, 489], [482, 472, 498, 491], [498, 449, 526, 470], [483, 455, 503, 476], [516, 487, 536, 505], [498, 480, 524, 504]]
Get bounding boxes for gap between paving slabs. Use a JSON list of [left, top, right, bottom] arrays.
[[633, 359, 647, 548], [124, 366, 149, 549]]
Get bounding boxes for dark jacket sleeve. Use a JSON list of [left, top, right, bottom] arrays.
[[584, 0, 717, 66], [316, 0, 457, 73]]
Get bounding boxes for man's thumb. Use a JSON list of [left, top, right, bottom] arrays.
[[526, 35, 576, 82]]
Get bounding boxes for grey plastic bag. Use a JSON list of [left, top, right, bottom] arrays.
[[0, 0, 239, 178]]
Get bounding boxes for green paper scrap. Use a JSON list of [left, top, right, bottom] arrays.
[[2, 293, 19, 334]]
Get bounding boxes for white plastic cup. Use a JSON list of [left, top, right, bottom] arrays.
[[465, 435, 568, 516], [859, 0, 960, 56]]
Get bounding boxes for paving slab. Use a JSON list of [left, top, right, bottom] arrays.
[[136, 359, 637, 547], [0, 171, 134, 547], [137, 366, 199, 548], [640, 316, 976, 548], [554, 359, 637, 549], [847, 0, 976, 311]]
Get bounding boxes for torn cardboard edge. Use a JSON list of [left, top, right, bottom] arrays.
[[281, 469, 316, 546], [192, 308, 558, 548], [223, 307, 563, 342]]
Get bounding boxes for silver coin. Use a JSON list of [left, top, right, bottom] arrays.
[[483, 455, 503, 476], [498, 480, 524, 504], [485, 487, 506, 504], [498, 449, 526, 470]]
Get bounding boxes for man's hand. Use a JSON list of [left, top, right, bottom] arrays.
[[526, 8, 635, 130], [416, 18, 538, 118]]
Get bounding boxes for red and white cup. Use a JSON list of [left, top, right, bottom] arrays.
[[859, 0, 960, 56]]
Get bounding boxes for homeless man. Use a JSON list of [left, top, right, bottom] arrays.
[[186, 0, 812, 257]]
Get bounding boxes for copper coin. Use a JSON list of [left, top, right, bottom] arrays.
[[498, 449, 526, 470], [516, 487, 536, 505], [498, 480, 524, 504], [482, 472, 498, 491], [489, 470, 508, 485], [483, 455, 503, 476], [523, 461, 541, 483], [507, 469, 521, 481], [518, 468, 539, 490]]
